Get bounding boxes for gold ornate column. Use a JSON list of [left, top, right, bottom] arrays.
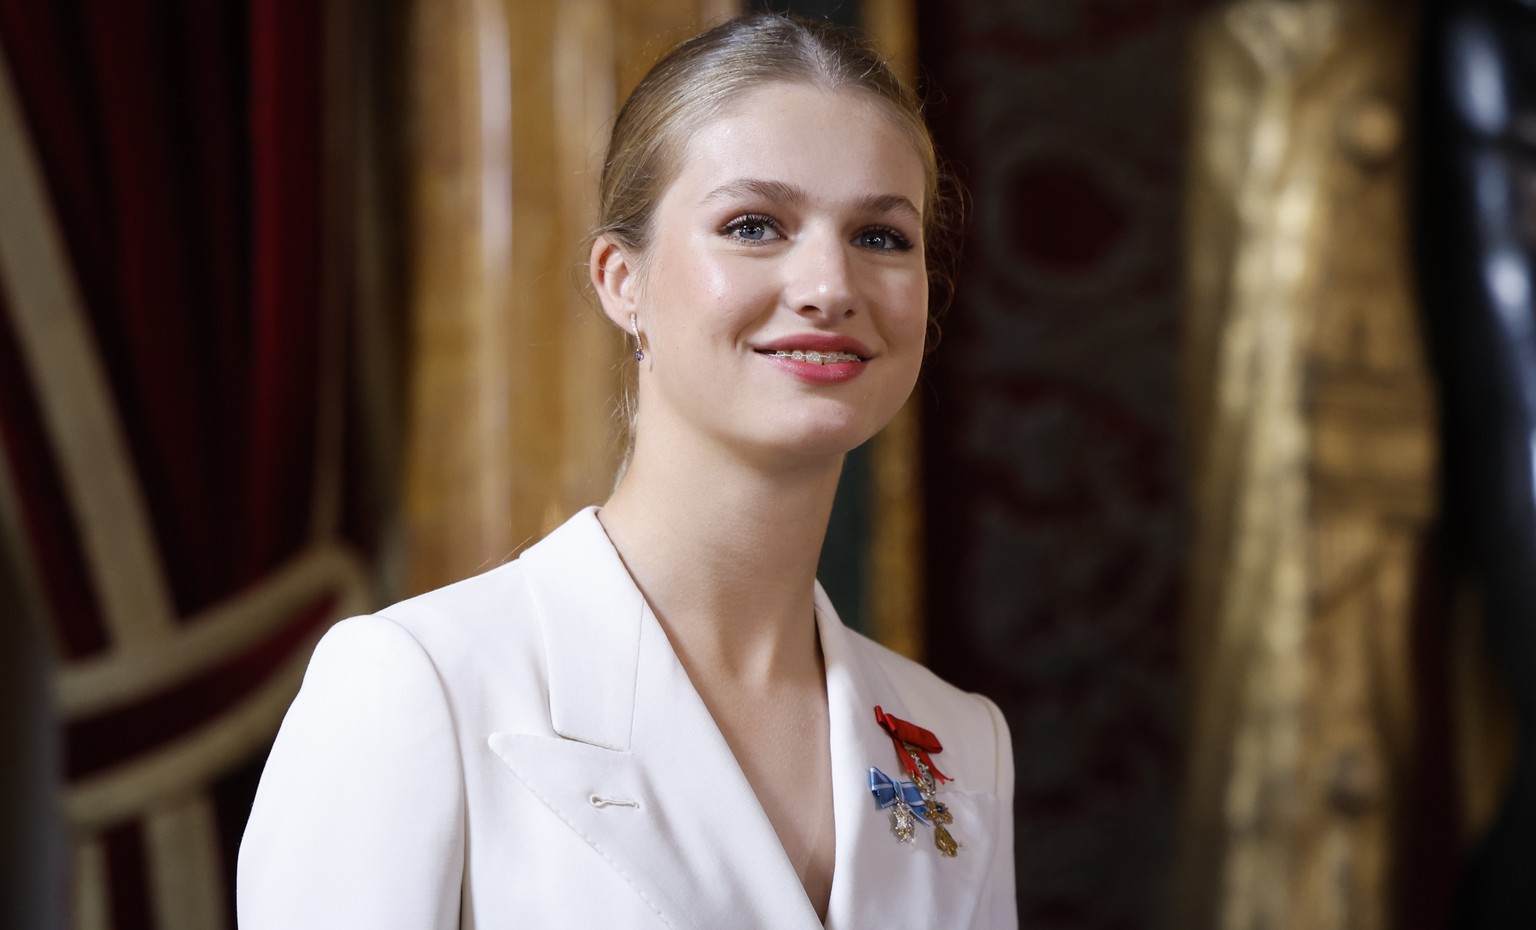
[[862, 0, 925, 661], [402, 0, 736, 594], [1177, 2, 1435, 928]]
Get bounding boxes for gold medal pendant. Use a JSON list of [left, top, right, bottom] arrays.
[[873, 706, 963, 857], [933, 822, 959, 858], [910, 754, 961, 857]]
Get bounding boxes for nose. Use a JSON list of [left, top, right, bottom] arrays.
[[784, 228, 856, 320]]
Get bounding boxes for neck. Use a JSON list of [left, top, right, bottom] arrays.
[[598, 427, 843, 687]]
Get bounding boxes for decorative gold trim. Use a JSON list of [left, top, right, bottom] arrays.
[[0, 36, 177, 649], [1177, 4, 1432, 928], [1180, 10, 1325, 921], [144, 793, 230, 930]]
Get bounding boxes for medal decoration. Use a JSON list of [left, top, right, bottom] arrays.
[[872, 706, 961, 857], [868, 766, 928, 842]]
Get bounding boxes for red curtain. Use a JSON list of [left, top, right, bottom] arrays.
[[0, 2, 362, 925]]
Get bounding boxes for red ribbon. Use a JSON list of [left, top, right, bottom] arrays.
[[874, 706, 950, 784]]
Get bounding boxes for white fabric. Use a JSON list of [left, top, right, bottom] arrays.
[[237, 507, 1017, 929]]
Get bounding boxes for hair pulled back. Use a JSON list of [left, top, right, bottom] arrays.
[[593, 13, 960, 320]]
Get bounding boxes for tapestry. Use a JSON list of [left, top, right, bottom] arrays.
[[918, 3, 1218, 926]]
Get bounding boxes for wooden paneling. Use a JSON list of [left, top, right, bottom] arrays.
[[402, 0, 740, 593]]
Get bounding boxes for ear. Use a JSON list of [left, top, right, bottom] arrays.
[[589, 235, 638, 329]]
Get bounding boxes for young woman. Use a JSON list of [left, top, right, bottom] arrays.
[[238, 14, 1016, 929]]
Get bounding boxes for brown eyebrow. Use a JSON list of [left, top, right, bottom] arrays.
[[701, 178, 922, 224], [858, 193, 923, 224]]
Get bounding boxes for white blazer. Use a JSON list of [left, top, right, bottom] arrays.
[[238, 508, 1016, 929]]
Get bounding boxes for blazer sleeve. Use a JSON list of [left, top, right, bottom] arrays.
[[237, 615, 465, 929], [976, 694, 1018, 930]]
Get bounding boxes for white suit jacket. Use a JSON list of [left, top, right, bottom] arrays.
[[238, 508, 1016, 929]]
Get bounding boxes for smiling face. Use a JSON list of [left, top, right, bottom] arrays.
[[592, 82, 930, 469]]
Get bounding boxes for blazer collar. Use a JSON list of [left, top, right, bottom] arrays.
[[500, 507, 821, 929], [817, 590, 997, 930], [516, 506, 641, 752], [499, 507, 996, 930]]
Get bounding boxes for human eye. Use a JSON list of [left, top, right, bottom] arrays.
[[855, 226, 914, 252], [721, 213, 783, 244]]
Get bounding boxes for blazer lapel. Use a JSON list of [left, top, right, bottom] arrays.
[[817, 587, 1000, 930], [488, 509, 822, 930]]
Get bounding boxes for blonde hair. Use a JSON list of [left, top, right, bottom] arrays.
[[593, 12, 960, 318]]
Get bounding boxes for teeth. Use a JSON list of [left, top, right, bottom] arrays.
[[767, 349, 862, 364]]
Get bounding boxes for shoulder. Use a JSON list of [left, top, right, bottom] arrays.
[[840, 626, 1014, 797], [374, 548, 534, 635], [371, 559, 540, 664], [300, 507, 624, 734], [240, 616, 468, 928], [359, 505, 614, 669], [266, 612, 465, 762], [285, 558, 541, 704]]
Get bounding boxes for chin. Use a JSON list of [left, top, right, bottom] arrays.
[[743, 412, 890, 464]]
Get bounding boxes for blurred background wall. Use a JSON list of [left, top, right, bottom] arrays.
[[918, 3, 1196, 925], [1, 0, 1530, 927]]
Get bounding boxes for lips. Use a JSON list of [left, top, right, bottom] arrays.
[[752, 333, 873, 385]]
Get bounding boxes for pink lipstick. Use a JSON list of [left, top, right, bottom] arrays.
[[753, 334, 873, 385]]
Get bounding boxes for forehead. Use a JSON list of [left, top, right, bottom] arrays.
[[665, 83, 928, 213]]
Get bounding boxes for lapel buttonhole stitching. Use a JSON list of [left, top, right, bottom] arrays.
[[589, 795, 642, 810]]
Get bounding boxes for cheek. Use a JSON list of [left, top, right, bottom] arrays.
[[694, 258, 737, 308], [877, 272, 930, 346], [647, 240, 753, 315], [693, 258, 781, 326]]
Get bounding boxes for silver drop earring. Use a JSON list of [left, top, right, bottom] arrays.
[[630, 313, 644, 361]]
